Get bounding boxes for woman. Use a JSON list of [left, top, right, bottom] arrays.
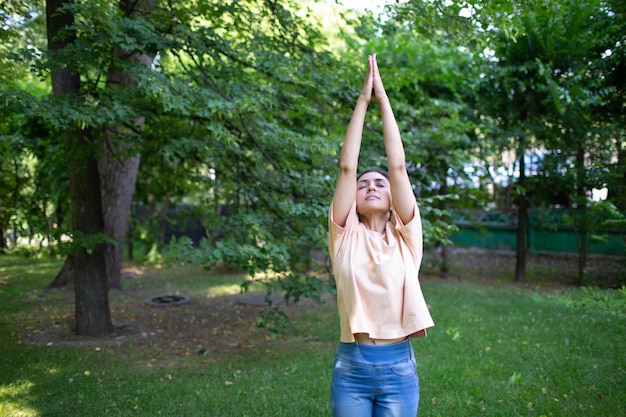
[[328, 54, 435, 417]]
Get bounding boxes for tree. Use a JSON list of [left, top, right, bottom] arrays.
[[98, 0, 153, 290], [46, 0, 113, 335], [4, 0, 353, 322], [482, 31, 552, 283], [392, 0, 626, 285], [479, 0, 625, 284], [591, 0, 626, 212], [0, 1, 48, 255], [380, 1, 496, 275], [151, 0, 351, 299]]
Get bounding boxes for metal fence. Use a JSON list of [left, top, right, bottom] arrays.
[[450, 209, 625, 256]]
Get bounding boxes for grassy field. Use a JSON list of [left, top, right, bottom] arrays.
[[1, 255, 625, 416]]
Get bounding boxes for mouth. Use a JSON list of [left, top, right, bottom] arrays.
[[365, 196, 379, 201]]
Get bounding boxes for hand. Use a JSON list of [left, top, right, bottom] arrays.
[[358, 55, 375, 103], [371, 54, 388, 101]]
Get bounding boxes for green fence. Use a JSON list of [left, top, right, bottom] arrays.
[[450, 209, 625, 256]]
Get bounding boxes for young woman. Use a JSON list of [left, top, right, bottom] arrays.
[[328, 54, 435, 417]]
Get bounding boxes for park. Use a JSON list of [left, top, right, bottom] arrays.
[[1, 0, 625, 416]]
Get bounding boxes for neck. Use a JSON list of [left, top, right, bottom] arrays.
[[360, 213, 389, 234]]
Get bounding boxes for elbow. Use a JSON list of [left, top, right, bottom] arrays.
[[339, 161, 358, 175], [388, 160, 408, 174]]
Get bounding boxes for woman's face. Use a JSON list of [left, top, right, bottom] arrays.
[[355, 171, 391, 216]]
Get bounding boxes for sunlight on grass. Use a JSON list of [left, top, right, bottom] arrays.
[[205, 283, 243, 296], [0, 381, 39, 417], [0, 403, 39, 417], [0, 380, 35, 397], [204, 276, 277, 297]]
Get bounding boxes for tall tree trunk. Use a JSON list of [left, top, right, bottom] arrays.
[[0, 225, 6, 254], [574, 145, 588, 286], [127, 216, 134, 261], [70, 132, 114, 336], [98, 0, 152, 289], [47, 0, 113, 336], [99, 132, 141, 290], [607, 130, 626, 211], [515, 140, 527, 283], [438, 166, 450, 278]]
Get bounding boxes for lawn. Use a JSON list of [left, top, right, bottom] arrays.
[[1, 255, 625, 416]]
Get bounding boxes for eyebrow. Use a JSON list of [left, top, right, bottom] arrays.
[[357, 178, 388, 185]]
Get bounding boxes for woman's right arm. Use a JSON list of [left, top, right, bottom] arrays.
[[331, 57, 374, 227]]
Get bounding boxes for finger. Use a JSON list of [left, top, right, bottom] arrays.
[[372, 55, 386, 95], [360, 57, 374, 100], [369, 55, 375, 91], [372, 54, 380, 79]]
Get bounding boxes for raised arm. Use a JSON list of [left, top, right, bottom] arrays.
[[371, 54, 415, 224], [331, 57, 374, 227]]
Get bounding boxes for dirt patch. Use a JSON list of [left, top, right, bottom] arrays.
[[22, 272, 324, 363]]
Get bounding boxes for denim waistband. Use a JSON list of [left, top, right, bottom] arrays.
[[335, 339, 413, 366]]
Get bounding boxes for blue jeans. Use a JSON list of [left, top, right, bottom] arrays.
[[330, 339, 420, 417]]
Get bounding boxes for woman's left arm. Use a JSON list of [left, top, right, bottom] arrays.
[[371, 54, 415, 224]]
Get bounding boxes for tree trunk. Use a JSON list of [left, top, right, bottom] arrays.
[[607, 130, 626, 211], [47, 0, 114, 336], [70, 141, 114, 336], [46, 255, 74, 289], [0, 225, 6, 254], [574, 146, 588, 286], [515, 142, 527, 283], [438, 166, 450, 278], [440, 244, 450, 278], [515, 199, 528, 283], [99, 135, 141, 290], [127, 213, 134, 261], [98, 0, 152, 289]]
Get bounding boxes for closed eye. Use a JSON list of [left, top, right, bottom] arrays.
[[357, 179, 388, 189]]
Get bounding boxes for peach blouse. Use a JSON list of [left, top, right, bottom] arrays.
[[329, 201, 434, 343]]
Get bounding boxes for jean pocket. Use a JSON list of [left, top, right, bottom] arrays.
[[390, 360, 416, 377], [333, 358, 355, 375]]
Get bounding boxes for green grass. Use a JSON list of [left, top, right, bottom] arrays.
[[1, 256, 625, 416]]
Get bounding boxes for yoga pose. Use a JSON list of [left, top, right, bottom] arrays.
[[328, 54, 434, 417]]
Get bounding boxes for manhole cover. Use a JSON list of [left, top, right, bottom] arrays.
[[146, 294, 191, 306]]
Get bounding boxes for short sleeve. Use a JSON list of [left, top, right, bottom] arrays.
[[328, 200, 358, 259], [393, 202, 423, 265]]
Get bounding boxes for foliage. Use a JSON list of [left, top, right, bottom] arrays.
[[433, 0, 626, 282], [2, 1, 346, 274], [124, 0, 351, 280], [1, 0, 625, 298]]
